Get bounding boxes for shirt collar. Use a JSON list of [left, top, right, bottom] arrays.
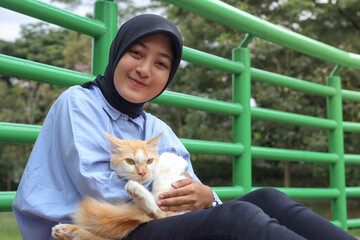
[[91, 85, 144, 130]]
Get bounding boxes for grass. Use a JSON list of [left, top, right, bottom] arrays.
[[1, 201, 360, 239], [0, 212, 21, 240]]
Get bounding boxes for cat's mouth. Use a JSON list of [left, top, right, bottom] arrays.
[[136, 176, 150, 184]]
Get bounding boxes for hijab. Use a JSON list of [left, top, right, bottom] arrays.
[[82, 14, 183, 119]]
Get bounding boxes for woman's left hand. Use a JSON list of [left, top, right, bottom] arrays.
[[156, 174, 214, 212]]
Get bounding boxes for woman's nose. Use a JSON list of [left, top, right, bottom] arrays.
[[136, 60, 151, 78]]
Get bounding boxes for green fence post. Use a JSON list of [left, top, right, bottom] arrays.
[[92, 0, 118, 75], [232, 47, 252, 193], [327, 75, 348, 230]]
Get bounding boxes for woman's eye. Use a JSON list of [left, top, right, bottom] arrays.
[[129, 50, 141, 57], [157, 61, 168, 69], [125, 158, 135, 165], [146, 158, 153, 164]]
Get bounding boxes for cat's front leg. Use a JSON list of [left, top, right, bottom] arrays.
[[52, 223, 109, 240], [125, 180, 162, 219]]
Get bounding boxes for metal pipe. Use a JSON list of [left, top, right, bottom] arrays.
[[0, 54, 94, 86], [252, 68, 336, 97], [163, 0, 360, 70], [252, 146, 339, 164], [251, 107, 337, 130], [181, 139, 243, 156], [327, 75, 348, 230], [183, 47, 243, 74], [152, 91, 243, 116], [232, 47, 252, 193]]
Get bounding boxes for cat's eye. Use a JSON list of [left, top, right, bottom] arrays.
[[146, 158, 153, 164], [125, 158, 135, 165]]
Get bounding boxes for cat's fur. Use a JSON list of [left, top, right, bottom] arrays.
[[52, 132, 188, 240]]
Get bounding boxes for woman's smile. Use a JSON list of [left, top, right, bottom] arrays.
[[129, 76, 147, 88]]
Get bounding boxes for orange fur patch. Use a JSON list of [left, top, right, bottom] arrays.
[[73, 198, 154, 239]]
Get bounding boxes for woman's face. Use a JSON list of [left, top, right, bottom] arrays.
[[113, 33, 173, 103]]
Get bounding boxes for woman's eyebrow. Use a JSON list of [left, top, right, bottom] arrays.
[[136, 41, 173, 62]]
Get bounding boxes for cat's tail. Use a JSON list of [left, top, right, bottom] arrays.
[[72, 198, 154, 240]]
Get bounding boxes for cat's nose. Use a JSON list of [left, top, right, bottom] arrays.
[[138, 171, 146, 177]]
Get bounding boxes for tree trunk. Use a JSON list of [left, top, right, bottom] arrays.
[[7, 172, 11, 191], [284, 161, 291, 187]]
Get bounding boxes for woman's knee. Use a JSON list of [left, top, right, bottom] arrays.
[[214, 200, 268, 224], [239, 187, 289, 204]]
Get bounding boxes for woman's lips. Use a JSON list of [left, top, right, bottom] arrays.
[[129, 77, 146, 88]]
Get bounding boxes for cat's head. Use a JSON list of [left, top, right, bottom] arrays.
[[105, 132, 163, 184]]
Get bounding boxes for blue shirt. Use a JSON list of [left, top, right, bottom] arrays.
[[12, 85, 221, 240]]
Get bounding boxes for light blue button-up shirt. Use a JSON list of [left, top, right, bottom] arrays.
[[13, 85, 220, 240]]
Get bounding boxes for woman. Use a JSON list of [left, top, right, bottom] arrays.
[[13, 14, 355, 240]]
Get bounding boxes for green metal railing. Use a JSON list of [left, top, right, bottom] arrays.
[[1, 0, 360, 233]]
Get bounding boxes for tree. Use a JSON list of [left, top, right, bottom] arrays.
[[0, 22, 91, 190], [155, 0, 360, 187]]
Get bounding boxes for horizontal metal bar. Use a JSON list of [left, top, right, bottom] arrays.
[[348, 218, 360, 229], [1, 54, 242, 116], [0, 122, 40, 143], [343, 122, 360, 133], [346, 187, 360, 198], [0, 187, 354, 212], [251, 107, 337, 130], [251, 68, 336, 97], [331, 220, 342, 228], [1, 123, 245, 157], [212, 186, 245, 200], [0, 192, 16, 212], [0, 54, 94, 87], [342, 89, 360, 102], [182, 46, 243, 74], [252, 187, 340, 199], [0, 0, 106, 38], [344, 155, 360, 164], [181, 138, 244, 156], [164, 0, 360, 70], [152, 91, 243, 116], [252, 146, 339, 164]]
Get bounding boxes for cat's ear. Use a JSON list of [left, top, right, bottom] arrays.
[[104, 132, 123, 154], [146, 132, 163, 150]]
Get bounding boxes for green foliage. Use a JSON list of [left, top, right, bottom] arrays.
[[151, 0, 360, 187], [0, 212, 21, 240], [0, 23, 90, 190]]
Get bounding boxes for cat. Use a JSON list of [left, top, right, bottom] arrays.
[[51, 132, 188, 240]]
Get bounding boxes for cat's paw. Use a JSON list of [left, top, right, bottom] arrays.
[[125, 180, 145, 199], [51, 224, 80, 240]]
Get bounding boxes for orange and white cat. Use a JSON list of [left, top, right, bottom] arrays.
[[51, 132, 188, 240]]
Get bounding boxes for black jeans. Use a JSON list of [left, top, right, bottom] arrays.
[[125, 188, 356, 240]]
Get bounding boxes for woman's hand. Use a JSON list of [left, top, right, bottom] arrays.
[[156, 173, 214, 212]]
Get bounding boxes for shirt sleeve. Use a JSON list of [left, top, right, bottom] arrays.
[[13, 87, 130, 224]]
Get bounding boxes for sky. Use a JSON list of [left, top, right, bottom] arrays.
[[0, 0, 151, 42], [0, 0, 94, 42]]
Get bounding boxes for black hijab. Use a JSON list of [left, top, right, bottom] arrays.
[[82, 14, 183, 118]]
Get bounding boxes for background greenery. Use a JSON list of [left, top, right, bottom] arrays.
[[1, 0, 360, 236]]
